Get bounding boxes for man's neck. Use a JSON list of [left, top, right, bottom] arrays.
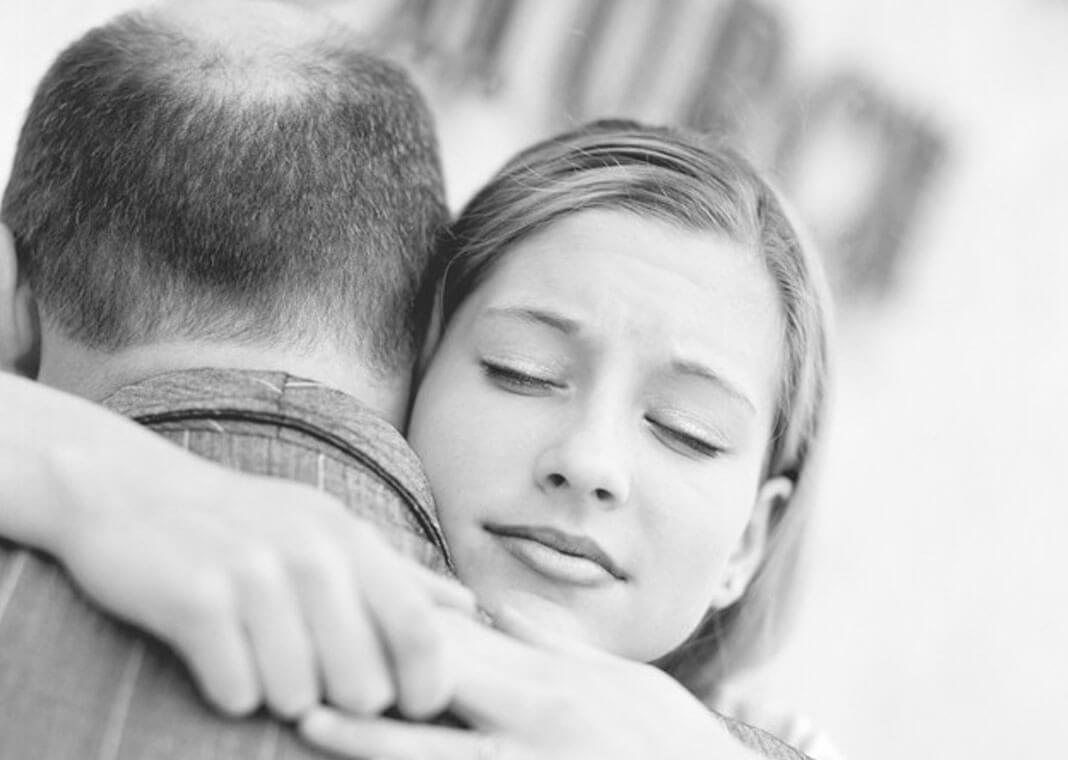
[[35, 333, 410, 429]]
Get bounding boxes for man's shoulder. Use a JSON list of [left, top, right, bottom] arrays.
[[102, 367, 398, 448], [101, 368, 450, 571]]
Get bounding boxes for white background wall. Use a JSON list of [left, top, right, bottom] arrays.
[[2, 2, 1066, 758]]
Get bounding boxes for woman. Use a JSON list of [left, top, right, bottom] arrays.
[[399, 117, 826, 681], [0, 121, 831, 758]]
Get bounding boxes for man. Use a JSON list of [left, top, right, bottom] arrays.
[[0, 1, 463, 756], [0, 2, 812, 758]]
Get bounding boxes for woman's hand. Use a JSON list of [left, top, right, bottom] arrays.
[[0, 374, 475, 721], [60, 453, 474, 720], [299, 609, 763, 760]]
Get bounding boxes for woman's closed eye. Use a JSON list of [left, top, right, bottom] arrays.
[[481, 360, 564, 395], [646, 415, 726, 459]]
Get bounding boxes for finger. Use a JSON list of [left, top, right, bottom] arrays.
[[405, 560, 477, 613], [436, 611, 543, 728], [239, 563, 319, 718], [169, 615, 261, 717], [327, 597, 396, 715], [295, 556, 395, 715], [299, 707, 502, 760], [362, 555, 452, 719]]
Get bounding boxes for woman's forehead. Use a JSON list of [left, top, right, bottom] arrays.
[[478, 210, 776, 323]]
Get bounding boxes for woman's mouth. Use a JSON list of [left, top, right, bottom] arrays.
[[483, 522, 627, 586]]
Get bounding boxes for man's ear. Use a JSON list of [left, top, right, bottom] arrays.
[[707, 475, 795, 609], [0, 223, 42, 377]]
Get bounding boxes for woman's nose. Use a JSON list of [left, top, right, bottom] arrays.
[[534, 417, 632, 506]]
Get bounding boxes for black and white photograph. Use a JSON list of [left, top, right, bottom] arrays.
[[1, 2, 1065, 759]]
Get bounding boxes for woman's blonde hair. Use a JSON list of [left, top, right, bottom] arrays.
[[426, 120, 831, 696]]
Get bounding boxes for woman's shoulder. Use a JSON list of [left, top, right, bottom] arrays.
[[710, 691, 847, 760]]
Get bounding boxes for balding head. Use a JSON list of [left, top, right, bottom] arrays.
[[157, 0, 331, 43], [2, 0, 446, 375], [149, 0, 354, 102]]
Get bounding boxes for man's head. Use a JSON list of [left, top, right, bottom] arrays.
[[0, 0, 447, 408]]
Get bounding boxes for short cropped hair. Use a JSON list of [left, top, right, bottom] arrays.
[[430, 119, 831, 692], [2, 4, 447, 373]]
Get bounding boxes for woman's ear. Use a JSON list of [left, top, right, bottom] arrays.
[[0, 223, 41, 377], [707, 475, 794, 609]]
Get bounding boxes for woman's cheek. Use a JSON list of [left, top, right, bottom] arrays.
[[416, 373, 520, 505]]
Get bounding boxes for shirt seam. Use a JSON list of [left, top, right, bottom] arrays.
[[133, 408, 453, 571]]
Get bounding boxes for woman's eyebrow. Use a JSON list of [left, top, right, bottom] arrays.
[[482, 306, 579, 335], [670, 358, 756, 414]]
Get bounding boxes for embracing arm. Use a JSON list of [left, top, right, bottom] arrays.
[[300, 609, 807, 760], [0, 372, 473, 719]]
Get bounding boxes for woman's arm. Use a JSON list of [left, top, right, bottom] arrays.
[[0, 372, 473, 719], [0, 372, 145, 554], [299, 608, 780, 760]]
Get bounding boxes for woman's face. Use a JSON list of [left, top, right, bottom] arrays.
[[408, 209, 789, 661]]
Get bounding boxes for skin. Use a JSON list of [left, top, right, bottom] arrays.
[[408, 208, 793, 662]]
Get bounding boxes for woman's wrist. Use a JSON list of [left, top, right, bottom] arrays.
[[0, 372, 194, 559], [0, 444, 76, 556]]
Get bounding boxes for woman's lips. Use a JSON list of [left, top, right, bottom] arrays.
[[483, 522, 627, 586]]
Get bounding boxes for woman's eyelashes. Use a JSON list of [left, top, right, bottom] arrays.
[[480, 359, 565, 394], [646, 414, 726, 459], [479, 354, 728, 459]]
